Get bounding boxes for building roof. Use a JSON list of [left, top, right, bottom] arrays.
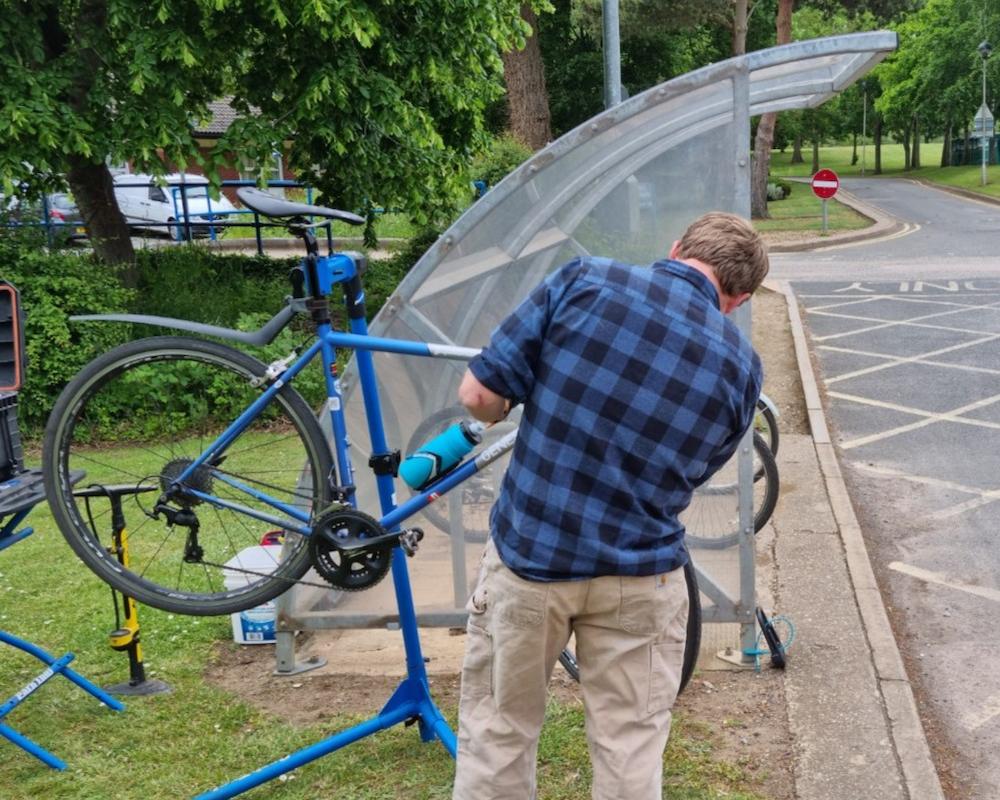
[[193, 99, 240, 137]]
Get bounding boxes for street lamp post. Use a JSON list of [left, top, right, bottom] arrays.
[[978, 40, 992, 186], [861, 80, 868, 177]]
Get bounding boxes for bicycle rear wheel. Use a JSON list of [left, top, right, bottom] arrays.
[[682, 431, 779, 550], [43, 336, 333, 616], [558, 559, 701, 696], [755, 398, 779, 457]]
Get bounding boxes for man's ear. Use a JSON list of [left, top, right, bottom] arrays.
[[721, 292, 751, 314], [668, 240, 681, 259]]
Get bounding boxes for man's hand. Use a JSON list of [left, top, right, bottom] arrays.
[[459, 370, 511, 424]]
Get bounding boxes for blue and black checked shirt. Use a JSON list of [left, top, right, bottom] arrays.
[[468, 256, 762, 581]]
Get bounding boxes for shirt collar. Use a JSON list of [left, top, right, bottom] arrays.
[[654, 259, 721, 310]]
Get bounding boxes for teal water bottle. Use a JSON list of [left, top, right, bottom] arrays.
[[399, 421, 485, 489]]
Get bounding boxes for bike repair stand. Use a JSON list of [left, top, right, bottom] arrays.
[[195, 258, 455, 800], [75, 484, 172, 697], [0, 285, 125, 768], [197, 547, 454, 800], [0, 473, 126, 770]]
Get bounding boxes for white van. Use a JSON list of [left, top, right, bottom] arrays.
[[113, 173, 238, 239]]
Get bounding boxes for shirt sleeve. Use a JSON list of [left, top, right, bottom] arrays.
[[698, 353, 764, 483], [467, 259, 585, 404]]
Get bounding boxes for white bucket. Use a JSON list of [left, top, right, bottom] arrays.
[[222, 545, 283, 645]]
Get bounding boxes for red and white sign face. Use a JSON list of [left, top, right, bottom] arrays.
[[811, 169, 840, 199]]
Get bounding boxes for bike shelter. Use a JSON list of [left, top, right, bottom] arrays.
[[200, 32, 896, 798], [278, 30, 897, 659]]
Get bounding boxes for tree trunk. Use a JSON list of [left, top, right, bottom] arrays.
[[851, 131, 858, 165], [40, 0, 135, 273], [748, 0, 793, 219], [791, 134, 804, 164], [811, 137, 820, 174], [732, 0, 748, 55], [902, 126, 911, 170], [874, 115, 882, 174], [502, 5, 552, 150], [964, 126, 971, 165], [941, 125, 952, 167], [751, 113, 776, 218], [67, 158, 136, 285], [911, 116, 921, 169]]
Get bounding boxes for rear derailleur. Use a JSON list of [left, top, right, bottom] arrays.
[[309, 506, 423, 592]]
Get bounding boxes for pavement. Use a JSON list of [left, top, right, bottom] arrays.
[[766, 285, 944, 800], [759, 186, 945, 799]]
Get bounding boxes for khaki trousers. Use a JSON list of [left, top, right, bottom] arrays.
[[452, 539, 688, 800]]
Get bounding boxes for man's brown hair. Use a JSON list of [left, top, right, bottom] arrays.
[[675, 212, 769, 297]]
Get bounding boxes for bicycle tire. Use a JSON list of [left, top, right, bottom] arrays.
[[43, 336, 333, 616], [755, 398, 779, 457], [682, 431, 779, 550], [558, 559, 701, 696], [404, 405, 517, 543]]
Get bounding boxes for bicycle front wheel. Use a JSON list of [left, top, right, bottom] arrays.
[[682, 432, 779, 550], [43, 336, 333, 616]]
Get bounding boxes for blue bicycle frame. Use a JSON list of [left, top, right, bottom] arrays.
[[174, 249, 516, 800]]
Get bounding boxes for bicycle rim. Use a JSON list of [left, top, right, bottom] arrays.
[[43, 337, 332, 616], [682, 432, 779, 550], [556, 559, 701, 696]]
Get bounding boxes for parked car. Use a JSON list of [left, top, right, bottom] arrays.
[[113, 173, 237, 240], [1, 191, 87, 244]]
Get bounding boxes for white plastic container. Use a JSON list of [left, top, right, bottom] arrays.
[[222, 546, 284, 645]]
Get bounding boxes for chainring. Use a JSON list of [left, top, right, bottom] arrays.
[[309, 507, 392, 592]]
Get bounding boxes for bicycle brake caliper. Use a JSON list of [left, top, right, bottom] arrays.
[[251, 351, 297, 387]]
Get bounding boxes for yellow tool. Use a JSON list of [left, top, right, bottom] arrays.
[[75, 484, 171, 697]]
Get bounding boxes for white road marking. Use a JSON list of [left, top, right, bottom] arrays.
[[823, 335, 1000, 384], [962, 694, 1000, 733], [831, 391, 1000, 449], [849, 446, 1000, 520], [888, 561, 1000, 604]]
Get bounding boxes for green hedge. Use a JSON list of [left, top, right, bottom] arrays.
[[0, 239, 134, 432], [1, 233, 435, 436]]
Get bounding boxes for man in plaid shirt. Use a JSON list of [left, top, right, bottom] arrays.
[[452, 212, 769, 800]]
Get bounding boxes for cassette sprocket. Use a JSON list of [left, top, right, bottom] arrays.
[[309, 507, 392, 592]]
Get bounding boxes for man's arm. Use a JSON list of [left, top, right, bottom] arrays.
[[459, 369, 510, 424]]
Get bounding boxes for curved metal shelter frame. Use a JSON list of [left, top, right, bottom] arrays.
[[278, 32, 898, 667]]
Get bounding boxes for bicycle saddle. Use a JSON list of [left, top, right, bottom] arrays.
[[236, 187, 365, 225]]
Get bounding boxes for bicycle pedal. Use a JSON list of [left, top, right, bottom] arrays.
[[400, 527, 424, 557]]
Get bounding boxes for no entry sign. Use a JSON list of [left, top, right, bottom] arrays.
[[811, 169, 840, 199]]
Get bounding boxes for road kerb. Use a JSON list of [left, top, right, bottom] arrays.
[[779, 281, 945, 800]]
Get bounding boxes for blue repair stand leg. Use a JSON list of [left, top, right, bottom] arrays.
[[196, 548, 455, 800], [1, 511, 125, 770]]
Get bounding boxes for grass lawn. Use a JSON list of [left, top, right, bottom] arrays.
[[1, 442, 774, 799], [754, 181, 871, 234], [769, 142, 1000, 200]]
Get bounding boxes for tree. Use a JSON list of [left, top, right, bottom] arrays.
[[0, 0, 527, 276], [750, 0, 793, 219], [503, 4, 553, 149], [876, 0, 994, 173]]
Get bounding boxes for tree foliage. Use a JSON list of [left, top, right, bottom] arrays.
[[0, 0, 528, 266]]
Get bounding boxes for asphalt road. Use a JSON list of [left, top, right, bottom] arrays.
[[782, 178, 1000, 800]]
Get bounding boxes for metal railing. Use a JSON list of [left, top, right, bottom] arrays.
[[0, 179, 340, 255]]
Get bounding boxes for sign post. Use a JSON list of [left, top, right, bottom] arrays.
[[974, 104, 994, 187], [811, 169, 840, 235]]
